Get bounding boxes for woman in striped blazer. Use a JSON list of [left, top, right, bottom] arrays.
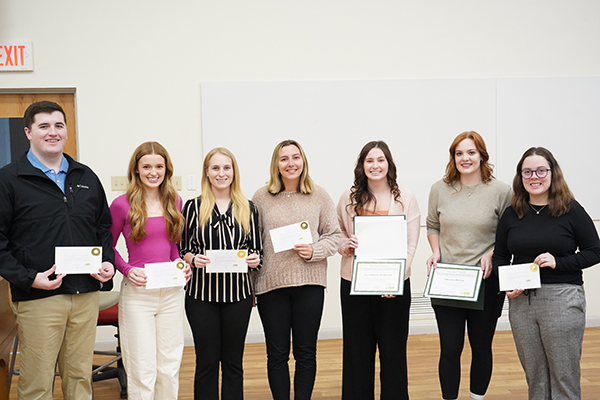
[[180, 147, 262, 400]]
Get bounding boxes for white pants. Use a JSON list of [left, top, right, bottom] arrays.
[[119, 280, 185, 400]]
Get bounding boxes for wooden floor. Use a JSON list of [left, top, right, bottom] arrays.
[[8, 327, 600, 399]]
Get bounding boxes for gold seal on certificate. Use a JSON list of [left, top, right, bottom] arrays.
[[176, 261, 185, 270], [91, 247, 101, 256], [423, 263, 483, 302], [530, 263, 538, 272]]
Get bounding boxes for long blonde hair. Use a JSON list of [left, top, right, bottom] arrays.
[[126, 141, 184, 243], [266, 139, 314, 194], [199, 148, 251, 233]]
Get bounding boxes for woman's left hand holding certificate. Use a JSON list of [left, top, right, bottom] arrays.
[[127, 267, 147, 287]]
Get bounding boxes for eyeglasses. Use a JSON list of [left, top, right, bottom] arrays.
[[521, 167, 552, 179]]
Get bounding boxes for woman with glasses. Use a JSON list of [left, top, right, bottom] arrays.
[[493, 147, 600, 400], [426, 131, 512, 400]]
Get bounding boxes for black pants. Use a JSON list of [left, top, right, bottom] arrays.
[[340, 278, 411, 400], [185, 295, 253, 400], [432, 277, 505, 399], [257, 285, 325, 400]]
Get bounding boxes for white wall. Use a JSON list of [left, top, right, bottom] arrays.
[[2, 0, 600, 348]]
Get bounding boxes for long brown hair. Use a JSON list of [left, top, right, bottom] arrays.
[[444, 131, 494, 185], [511, 147, 573, 218], [126, 141, 184, 243], [199, 148, 251, 233], [266, 139, 314, 194], [347, 141, 401, 215]]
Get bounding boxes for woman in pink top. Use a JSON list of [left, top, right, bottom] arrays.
[[110, 141, 190, 400], [337, 141, 420, 400]]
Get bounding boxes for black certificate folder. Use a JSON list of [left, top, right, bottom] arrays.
[[430, 283, 485, 310]]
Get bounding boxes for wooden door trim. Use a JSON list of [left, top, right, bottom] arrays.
[[0, 91, 77, 159]]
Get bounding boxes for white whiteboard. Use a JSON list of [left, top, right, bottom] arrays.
[[201, 78, 600, 221], [496, 77, 600, 220]]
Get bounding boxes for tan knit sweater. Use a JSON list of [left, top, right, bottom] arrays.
[[426, 179, 512, 266], [251, 185, 342, 295]]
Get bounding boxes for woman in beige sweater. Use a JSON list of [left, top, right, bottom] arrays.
[[337, 141, 420, 400], [426, 131, 511, 400], [252, 139, 342, 400]]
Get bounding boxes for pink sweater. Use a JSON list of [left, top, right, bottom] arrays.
[[109, 194, 181, 277]]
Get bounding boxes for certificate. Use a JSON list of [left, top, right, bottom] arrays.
[[144, 261, 186, 289], [269, 221, 313, 253], [205, 249, 248, 273], [498, 263, 541, 291], [353, 215, 407, 259], [55, 246, 102, 274], [424, 263, 483, 302], [350, 259, 405, 295]]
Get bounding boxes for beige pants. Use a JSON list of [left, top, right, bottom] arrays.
[[16, 292, 99, 400]]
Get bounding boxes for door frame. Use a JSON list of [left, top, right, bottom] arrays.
[[0, 88, 78, 159]]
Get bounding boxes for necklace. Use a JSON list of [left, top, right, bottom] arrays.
[[529, 204, 547, 215], [460, 181, 481, 197]]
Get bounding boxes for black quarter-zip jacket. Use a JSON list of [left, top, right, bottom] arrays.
[[0, 152, 115, 302]]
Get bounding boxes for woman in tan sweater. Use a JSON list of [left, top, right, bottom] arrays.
[[337, 141, 420, 400], [252, 139, 342, 400], [426, 131, 512, 400]]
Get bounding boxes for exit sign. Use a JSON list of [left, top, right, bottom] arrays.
[[0, 42, 33, 71]]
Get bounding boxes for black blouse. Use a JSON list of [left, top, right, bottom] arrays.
[[179, 197, 262, 302], [493, 200, 600, 285]]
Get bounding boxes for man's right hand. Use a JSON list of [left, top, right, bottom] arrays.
[[32, 264, 65, 290]]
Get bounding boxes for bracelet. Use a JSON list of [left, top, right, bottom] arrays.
[[191, 256, 196, 268]]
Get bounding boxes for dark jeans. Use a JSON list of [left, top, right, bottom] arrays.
[[340, 278, 411, 400], [185, 295, 253, 400], [432, 277, 505, 399], [257, 285, 325, 400]]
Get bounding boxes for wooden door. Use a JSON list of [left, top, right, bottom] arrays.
[[0, 92, 77, 160]]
